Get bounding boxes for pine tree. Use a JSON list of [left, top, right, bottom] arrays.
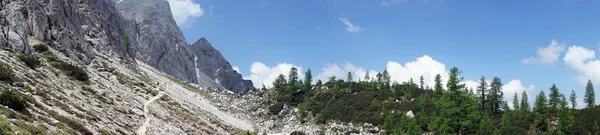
[[304, 69, 312, 90], [489, 77, 503, 114], [376, 72, 382, 84], [520, 91, 530, 112], [513, 93, 520, 111], [585, 80, 595, 108], [434, 74, 443, 98], [569, 90, 577, 109], [549, 83, 561, 109], [274, 74, 287, 90], [420, 75, 424, 90], [382, 69, 391, 86], [477, 76, 488, 113], [534, 90, 549, 132], [558, 94, 574, 135], [288, 67, 299, 86], [364, 71, 370, 82], [346, 71, 353, 82]]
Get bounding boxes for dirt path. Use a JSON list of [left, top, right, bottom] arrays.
[[136, 91, 165, 135], [137, 61, 254, 131]]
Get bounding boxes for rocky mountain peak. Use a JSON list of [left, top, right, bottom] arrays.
[[116, 0, 254, 93]]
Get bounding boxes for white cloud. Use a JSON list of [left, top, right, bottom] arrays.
[[386, 55, 449, 88], [566, 98, 586, 109], [315, 62, 377, 83], [381, 0, 406, 6], [502, 80, 535, 109], [166, 0, 204, 26], [522, 40, 566, 64], [564, 45, 600, 86], [209, 5, 214, 16], [336, 17, 363, 33], [244, 62, 303, 88], [462, 80, 480, 92], [232, 66, 241, 74]]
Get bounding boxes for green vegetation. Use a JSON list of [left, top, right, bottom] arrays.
[[0, 90, 27, 112], [265, 66, 596, 134], [47, 110, 92, 135], [18, 55, 41, 69], [33, 44, 49, 53], [41, 51, 89, 82], [289, 131, 307, 135], [0, 61, 15, 82], [124, 36, 131, 56]]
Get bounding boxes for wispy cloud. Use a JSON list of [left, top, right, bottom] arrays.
[[335, 16, 362, 33], [209, 5, 214, 16], [259, 0, 269, 8], [381, 0, 406, 7]]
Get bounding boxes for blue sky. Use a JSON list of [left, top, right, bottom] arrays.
[[167, 0, 600, 108]]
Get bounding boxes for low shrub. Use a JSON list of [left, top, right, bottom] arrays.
[[48, 110, 92, 135], [290, 131, 307, 135], [18, 55, 41, 69], [268, 102, 285, 115], [0, 90, 27, 112], [32, 44, 49, 53], [42, 51, 89, 82], [0, 62, 14, 82], [50, 62, 89, 82]]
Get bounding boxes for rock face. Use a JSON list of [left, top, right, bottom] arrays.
[[1, 0, 128, 64], [115, 0, 254, 93], [188, 38, 254, 93], [116, 0, 198, 83], [1, 0, 253, 92]]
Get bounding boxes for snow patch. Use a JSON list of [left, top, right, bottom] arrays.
[[194, 55, 202, 84]]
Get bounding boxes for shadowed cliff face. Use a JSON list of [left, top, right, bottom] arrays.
[[116, 0, 254, 93], [0, 0, 128, 64]]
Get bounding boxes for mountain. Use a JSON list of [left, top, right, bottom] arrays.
[[188, 38, 254, 93], [115, 0, 254, 93]]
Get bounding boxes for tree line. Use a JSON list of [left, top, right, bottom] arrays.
[[262, 66, 599, 135]]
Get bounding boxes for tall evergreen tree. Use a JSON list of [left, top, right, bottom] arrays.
[[434, 74, 443, 98], [304, 69, 312, 90], [420, 75, 424, 90], [477, 76, 488, 113], [274, 74, 287, 90], [382, 69, 391, 86], [534, 90, 549, 132], [520, 91, 530, 112], [364, 71, 370, 82], [288, 67, 299, 89], [376, 72, 383, 84], [585, 80, 595, 108], [346, 72, 353, 82], [558, 94, 574, 135], [489, 77, 504, 114], [570, 90, 577, 109], [549, 84, 561, 109], [513, 93, 520, 111]]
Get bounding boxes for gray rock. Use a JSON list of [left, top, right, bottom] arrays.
[[406, 110, 415, 118], [116, 0, 254, 93], [188, 38, 254, 93], [116, 0, 198, 83]]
